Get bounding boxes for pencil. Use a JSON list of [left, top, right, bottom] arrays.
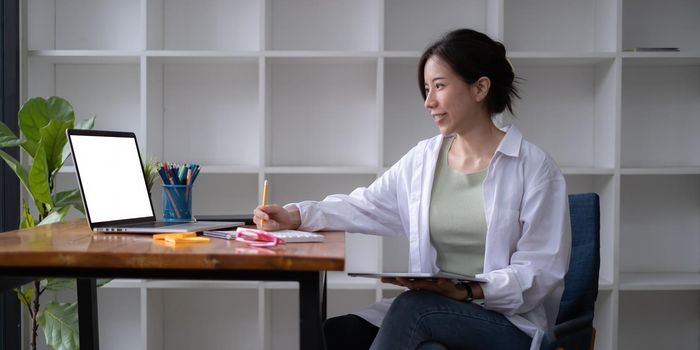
[[260, 179, 268, 227], [185, 168, 192, 199]]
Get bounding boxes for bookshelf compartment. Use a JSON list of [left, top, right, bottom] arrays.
[[27, 0, 141, 50], [267, 290, 298, 350], [619, 291, 700, 350], [262, 172, 381, 281], [509, 60, 617, 168], [267, 0, 379, 51], [97, 288, 142, 350], [145, 289, 164, 350], [344, 233, 382, 277], [151, 59, 260, 167], [39, 288, 142, 350], [267, 289, 377, 350], [191, 174, 259, 217], [622, 0, 700, 52], [29, 61, 142, 139], [504, 0, 617, 52], [621, 64, 700, 168], [147, 0, 261, 51], [264, 173, 381, 279], [620, 175, 700, 274], [149, 173, 259, 220], [565, 175, 616, 285], [384, 0, 493, 51], [592, 290, 615, 350], [382, 236, 409, 273], [383, 58, 435, 166], [264, 173, 376, 205], [268, 59, 377, 167], [327, 290, 377, 318], [160, 289, 259, 350]]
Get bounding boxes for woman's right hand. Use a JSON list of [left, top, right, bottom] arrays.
[[253, 204, 301, 231]]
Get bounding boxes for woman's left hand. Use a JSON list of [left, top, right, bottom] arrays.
[[381, 277, 463, 300]]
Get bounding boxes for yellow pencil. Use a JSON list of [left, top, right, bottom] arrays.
[[260, 179, 268, 227]]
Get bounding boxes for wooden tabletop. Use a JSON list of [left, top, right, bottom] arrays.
[[0, 220, 344, 272]]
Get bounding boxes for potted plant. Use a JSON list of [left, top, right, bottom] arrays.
[[143, 157, 160, 197], [0, 96, 95, 350]]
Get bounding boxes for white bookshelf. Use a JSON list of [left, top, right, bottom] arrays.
[[22, 0, 700, 349]]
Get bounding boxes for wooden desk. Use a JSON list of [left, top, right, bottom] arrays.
[[0, 220, 344, 350]]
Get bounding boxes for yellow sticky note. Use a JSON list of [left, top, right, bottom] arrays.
[[164, 236, 210, 244], [153, 232, 197, 241]]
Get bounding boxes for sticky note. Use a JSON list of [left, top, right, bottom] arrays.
[[164, 236, 211, 244], [153, 232, 197, 241]]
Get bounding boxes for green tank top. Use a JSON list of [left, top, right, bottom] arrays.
[[429, 137, 487, 276]]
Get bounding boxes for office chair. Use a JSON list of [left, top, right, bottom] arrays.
[[541, 193, 600, 350]]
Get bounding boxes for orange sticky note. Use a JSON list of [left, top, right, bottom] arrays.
[[153, 232, 197, 241], [164, 236, 210, 244]]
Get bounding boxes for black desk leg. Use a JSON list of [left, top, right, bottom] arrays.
[[299, 271, 326, 350], [77, 279, 99, 350], [321, 272, 327, 322]]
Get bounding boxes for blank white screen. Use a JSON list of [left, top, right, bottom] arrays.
[[71, 135, 154, 223]]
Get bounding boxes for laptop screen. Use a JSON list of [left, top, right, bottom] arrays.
[[70, 133, 154, 224]]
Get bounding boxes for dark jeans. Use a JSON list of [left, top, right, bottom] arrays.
[[325, 290, 532, 350], [324, 314, 379, 350], [371, 290, 532, 350]]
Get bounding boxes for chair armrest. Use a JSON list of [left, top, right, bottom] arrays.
[[540, 314, 594, 350]]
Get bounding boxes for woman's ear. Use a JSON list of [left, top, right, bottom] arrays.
[[473, 76, 491, 103]]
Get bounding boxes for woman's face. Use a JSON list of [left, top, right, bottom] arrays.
[[423, 56, 488, 136]]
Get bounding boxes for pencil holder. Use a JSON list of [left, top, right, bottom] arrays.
[[162, 184, 193, 222]]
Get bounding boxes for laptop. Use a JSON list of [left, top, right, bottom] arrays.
[[67, 129, 243, 233], [348, 272, 486, 283]]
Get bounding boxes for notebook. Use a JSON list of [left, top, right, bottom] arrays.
[[66, 129, 243, 233], [203, 229, 325, 243], [269, 229, 325, 243]]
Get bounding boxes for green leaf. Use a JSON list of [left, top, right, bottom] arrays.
[[54, 188, 86, 215], [20, 200, 36, 228], [46, 97, 75, 124], [19, 97, 75, 158], [39, 206, 70, 226], [0, 122, 24, 148], [61, 116, 95, 166], [53, 190, 82, 208], [60, 143, 71, 169], [42, 278, 76, 292], [18, 97, 50, 145], [21, 139, 39, 158], [13, 287, 33, 306], [74, 116, 95, 130], [96, 279, 112, 288], [40, 119, 71, 178], [71, 202, 85, 215], [37, 301, 79, 350], [0, 149, 31, 195], [28, 147, 53, 209]]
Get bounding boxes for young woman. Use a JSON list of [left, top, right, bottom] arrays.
[[253, 29, 570, 350]]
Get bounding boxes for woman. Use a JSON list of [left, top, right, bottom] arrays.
[[253, 28, 570, 350]]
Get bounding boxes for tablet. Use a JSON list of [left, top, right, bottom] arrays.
[[348, 272, 486, 283]]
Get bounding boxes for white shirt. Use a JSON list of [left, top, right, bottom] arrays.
[[293, 125, 571, 350]]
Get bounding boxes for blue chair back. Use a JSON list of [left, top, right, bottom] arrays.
[[558, 193, 600, 324]]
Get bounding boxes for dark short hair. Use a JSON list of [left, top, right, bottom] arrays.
[[418, 28, 520, 115]]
